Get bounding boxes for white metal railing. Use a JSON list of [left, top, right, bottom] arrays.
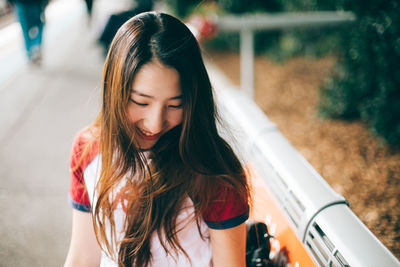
[[208, 62, 400, 267], [213, 11, 356, 98]]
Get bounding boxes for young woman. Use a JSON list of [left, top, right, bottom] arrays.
[[64, 11, 250, 267]]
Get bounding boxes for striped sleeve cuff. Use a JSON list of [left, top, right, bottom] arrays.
[[204, 210, 249, 230], [68, 194, 91, 212]]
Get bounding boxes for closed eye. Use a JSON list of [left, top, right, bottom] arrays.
[[169, 104, 183, 109], [130, 98, 148, 106]]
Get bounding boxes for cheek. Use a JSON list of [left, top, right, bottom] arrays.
[[127, 106, 141, 124], [168, 110, 183, 127]]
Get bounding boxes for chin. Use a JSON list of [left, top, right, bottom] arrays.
[[138, 140, 157, 150]]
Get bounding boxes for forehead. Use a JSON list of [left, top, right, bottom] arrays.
[[131, 61, 181, 99]]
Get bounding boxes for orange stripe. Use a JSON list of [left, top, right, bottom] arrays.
[[247, 163, 317, 267]]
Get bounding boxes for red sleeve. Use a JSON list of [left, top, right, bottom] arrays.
[[202, 183, 249, 229], [68, 129, 99, 212]]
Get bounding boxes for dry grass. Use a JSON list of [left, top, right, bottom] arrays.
[[208, 50, 400, 259]]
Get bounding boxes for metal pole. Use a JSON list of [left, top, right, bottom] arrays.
[[240, 29, 254, 98]]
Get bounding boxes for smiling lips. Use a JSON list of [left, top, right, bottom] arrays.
[[136, 127, 162, 141]]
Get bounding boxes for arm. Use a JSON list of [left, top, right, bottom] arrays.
[[64, 209, 101, 267], [209, 222, 247, 267]]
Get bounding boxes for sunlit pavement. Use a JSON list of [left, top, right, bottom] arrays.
[[0, 0, 105, 265]]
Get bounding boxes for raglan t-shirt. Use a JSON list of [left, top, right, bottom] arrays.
[[69, 129, 249, 267]]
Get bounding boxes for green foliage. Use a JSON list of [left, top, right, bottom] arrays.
[[164, 0, 201, 18], [283, 0, 346, 11], [320, 0, 400, 147], [204, 32, 240, 52], [269, 0, 346, 60], [260, 28, 344, 62], [217, 0, 282, 14], [216, 0, 283, 55]]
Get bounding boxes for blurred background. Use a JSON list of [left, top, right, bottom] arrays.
[[0, 0, 398, 265]]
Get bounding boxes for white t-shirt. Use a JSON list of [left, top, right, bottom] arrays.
[[69, 129, 249, 266]]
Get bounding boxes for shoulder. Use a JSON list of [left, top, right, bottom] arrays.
[[69, 127, 100, 212], [202, 179, 249, 230], [70, 126, 100, 180], [71, 127, 99, 160], [72, 126, 99, 149]]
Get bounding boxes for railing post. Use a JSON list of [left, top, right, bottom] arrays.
[[240, 29, 254, 98], [215, 12, 356, 99]]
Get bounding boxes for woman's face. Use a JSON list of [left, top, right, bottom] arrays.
[[127, 61, 184, 149]]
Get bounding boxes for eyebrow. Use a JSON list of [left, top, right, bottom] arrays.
[[132, 90, 182, 100]]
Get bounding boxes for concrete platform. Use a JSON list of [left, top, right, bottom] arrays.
[[0, 1, 104, 266]]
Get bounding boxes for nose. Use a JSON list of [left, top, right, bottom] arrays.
[[144, 106, 166, 134]]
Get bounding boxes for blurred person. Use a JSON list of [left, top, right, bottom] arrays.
[[7, 0, 48, 65], [64, 11, 249, 267], [98, 0, 153, 55]]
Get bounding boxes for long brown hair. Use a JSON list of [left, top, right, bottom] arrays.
[[93, 11, 249, 266]]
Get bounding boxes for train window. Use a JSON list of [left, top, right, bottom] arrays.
[[313, 222, 334, 252], [335, 251, 350, 267]]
